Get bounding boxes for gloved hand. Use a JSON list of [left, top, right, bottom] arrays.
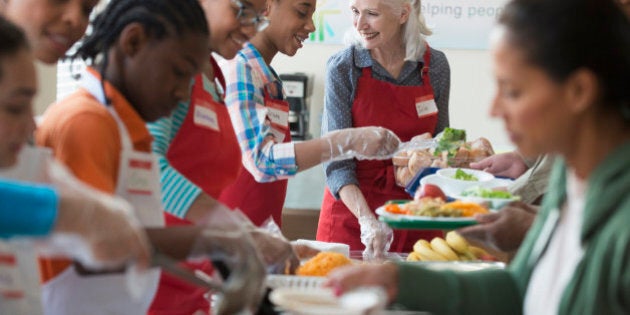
[[42, 161, 150, 270], [339, 185, 393, 261], [188, 228, 267, 315], [248, 229, 299, 274], [359, 215, 393, 261], [469, 151, 529, 179], [197, 207, 300, 274], [323, 126, 401, 161]]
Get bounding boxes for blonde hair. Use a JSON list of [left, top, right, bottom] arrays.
[[345, 0, 432, 61]]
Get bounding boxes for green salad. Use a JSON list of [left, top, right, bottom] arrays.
[[461, 186, 517, 199], [453, 169, 478, 181]]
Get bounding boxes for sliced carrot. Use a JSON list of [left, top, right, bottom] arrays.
[[385, 203, 409, 215]]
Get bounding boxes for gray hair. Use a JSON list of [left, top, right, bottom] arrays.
[[345, 0, 432, 61]]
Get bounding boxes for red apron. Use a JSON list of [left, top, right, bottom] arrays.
[[165, 57, 242, 198], [149, 57, 237, 315], [148, 213, 214, 315], [219, 80, 291, 227], [317, 48, 443, 253]]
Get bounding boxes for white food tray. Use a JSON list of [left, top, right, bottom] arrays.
[[266, 275, 326, 290]]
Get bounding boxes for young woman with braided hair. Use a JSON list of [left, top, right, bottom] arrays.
[[34, 0, 216, 313]]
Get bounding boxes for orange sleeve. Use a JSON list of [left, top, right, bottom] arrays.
[[50, 111, 120, 193], [35, 93, 122, 282], [36, 93, 121, 194]]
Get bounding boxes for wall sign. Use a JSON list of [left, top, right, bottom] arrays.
[[309, 0, 508, 50]]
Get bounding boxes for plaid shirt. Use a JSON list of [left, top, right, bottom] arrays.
[[222, 42, 298, 182]]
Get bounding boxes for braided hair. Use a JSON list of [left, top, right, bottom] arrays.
[[73, 0, 209, 71], [0, 16, 30, 81]]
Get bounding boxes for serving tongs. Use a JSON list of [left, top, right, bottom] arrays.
[[152, 250, 223, 292], [152, 250, 253, 314]]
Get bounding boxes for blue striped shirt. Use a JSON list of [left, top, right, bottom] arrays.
[[146, 75, 221, 218], [222, 42, 298, 182]]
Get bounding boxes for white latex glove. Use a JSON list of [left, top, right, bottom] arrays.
[[42, 161, 150, 270], [359, 216, 393, 261], [189, 228, 267, 315], [323, 126, 401, 161], [197, 207, 299, 274], [339, 185, 393, 261]]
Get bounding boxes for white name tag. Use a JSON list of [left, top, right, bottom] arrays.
[[193, 103, 220, 131], [126, 159, 154, 195], [415, 95, 438, 118], [0, 251, 19, 293], [266, 105, 289, 127]]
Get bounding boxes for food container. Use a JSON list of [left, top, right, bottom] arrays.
[[393, 137, 495, 189], [434, 168, 495, 193]]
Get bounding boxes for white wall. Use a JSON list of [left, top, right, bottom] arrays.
[[33, 62, 57, 115], [271, 43, 514, 151]]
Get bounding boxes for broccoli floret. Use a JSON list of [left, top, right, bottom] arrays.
[[435, 127, 466, 157], [440, 127, 466, 143]]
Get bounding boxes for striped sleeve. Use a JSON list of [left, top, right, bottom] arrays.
[[146, 101, 201, 218], [223, 44, 298, 183]]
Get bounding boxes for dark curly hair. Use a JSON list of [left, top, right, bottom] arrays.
[[0, 16, 30, 81], [73, 0, 209, 71]]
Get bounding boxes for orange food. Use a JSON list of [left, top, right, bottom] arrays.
[[296, 252, 352, 276], [384, 203, 409, 215], [440, 201, 489, 217]]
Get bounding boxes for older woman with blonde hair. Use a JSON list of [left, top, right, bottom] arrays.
[[317, 0, 451, 259]]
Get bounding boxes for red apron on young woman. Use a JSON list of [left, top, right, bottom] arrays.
[[219, 81, 291, 227], [166, 57, 242, 198], [149, 57, 239, 315], [318, 49, 443, 253]]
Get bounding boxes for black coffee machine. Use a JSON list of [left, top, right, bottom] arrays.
[[280, 73, 310, 140]]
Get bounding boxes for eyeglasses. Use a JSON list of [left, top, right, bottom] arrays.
[[231, 0, 270, 32]]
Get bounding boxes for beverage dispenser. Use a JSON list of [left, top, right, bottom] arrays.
[[280, 73, 311, 140]]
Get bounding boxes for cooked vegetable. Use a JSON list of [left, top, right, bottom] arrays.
[[384, 203, 409, 215], [296, 252, 352, 276], [461, 186, 516, 199], [435, 127, 466, 157], [440, 201, 489, 217], [453, 169, 478, 181]]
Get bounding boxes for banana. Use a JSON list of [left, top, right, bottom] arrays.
[[458, 253, 472, 261], [413, 239, 448, 261], [430, 237, 459, 261], [406, 251, 422, 261], [445, 231, 477, 260], [445, 231, 469, 254], [469, 246, 489, 260]]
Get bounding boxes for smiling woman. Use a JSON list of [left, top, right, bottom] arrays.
[[0, 0, 99, 64], [317, 0, 450, 259], [220, 0, 401, 230], [0, 38, 36, 168]]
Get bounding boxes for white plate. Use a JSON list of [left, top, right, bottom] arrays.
[[376, 206, 477, 223], [416, 261, 506, 272], [269, 287, 386, 315], [420, 174, 514, 197]]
